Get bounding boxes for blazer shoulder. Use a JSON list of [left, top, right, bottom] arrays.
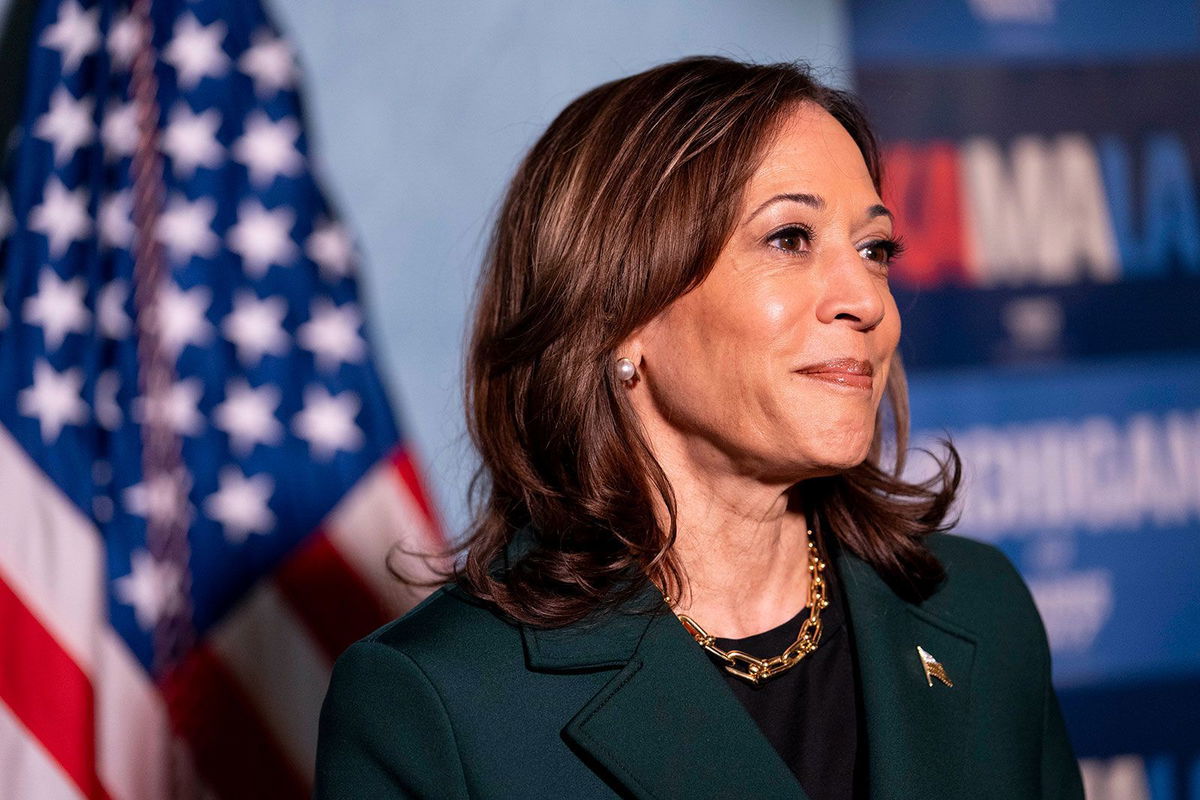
[[920, 532, 1048, 654], [925, 531, 1022, 587], [354, 583, 523, 668], [318, 595, 475, 799]]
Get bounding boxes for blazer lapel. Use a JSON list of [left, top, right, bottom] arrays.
[[562, 609, 808, 800], [514, 527, 979, 799], [522, 584, 807, 800], [837, 547, 978, 800]]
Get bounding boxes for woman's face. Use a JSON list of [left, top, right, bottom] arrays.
[[628, 102, 901, 482]]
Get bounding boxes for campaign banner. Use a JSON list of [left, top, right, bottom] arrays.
[[851, 1, 1200, 796], [871, 57, 1200, 370], [909, 356, 1200, 685]]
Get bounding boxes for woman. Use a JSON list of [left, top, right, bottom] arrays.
[[315, 57, 1083, 800]]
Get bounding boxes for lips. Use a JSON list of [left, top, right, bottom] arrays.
[[794, 358, 874, 389]]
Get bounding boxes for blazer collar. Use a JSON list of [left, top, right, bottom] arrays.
[[836, 541, 979, 800], [510, 527, 979, 800], [507, 526, 659, 670], [510, 527, 806, 799], [520, 584, 659, 670]]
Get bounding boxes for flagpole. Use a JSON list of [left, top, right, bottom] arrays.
[[128, 0, 194, 686]]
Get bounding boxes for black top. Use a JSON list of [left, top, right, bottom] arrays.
[[711, 555, 867, 800]]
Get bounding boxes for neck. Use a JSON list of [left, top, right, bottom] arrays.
[[651, 434, 816, 639]]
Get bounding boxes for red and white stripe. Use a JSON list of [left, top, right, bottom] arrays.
[[0, 423, 445, 799]]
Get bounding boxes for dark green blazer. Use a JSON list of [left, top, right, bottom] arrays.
[[315, 532, 1084, 799]]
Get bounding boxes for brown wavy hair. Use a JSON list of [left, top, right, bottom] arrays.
[[455, 56, 961, 627]]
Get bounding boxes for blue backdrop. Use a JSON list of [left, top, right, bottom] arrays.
[[267, 0, 851, 539], [851, 1, 1200, 796]]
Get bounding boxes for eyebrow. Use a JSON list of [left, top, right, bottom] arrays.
[[865, 203, 894, 222], [744, 192, 894, 226]]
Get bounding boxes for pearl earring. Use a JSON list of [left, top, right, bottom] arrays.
[[615, 357, 637, 383]]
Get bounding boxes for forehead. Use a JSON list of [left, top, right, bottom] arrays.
[[745, 102, 878, 206]]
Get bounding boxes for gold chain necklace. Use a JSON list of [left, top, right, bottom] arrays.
[[664, 529, 828, 686]]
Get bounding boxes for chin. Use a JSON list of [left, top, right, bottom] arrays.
[[754, 440, 873, 485], [812, 451, 870, 476], [793, 427, 876, 475]]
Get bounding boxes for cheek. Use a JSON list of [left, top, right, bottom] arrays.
[[871, 297, 902, 399], [762, 297, 789, 329], [645, 288, 793, 407], [714, 284, 798, 363], [678, 286, 792, 359], [868, 287, 901, 350]]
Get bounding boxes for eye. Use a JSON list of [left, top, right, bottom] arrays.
[[858, 236, 905, 267], [766, 224, 813, 254]]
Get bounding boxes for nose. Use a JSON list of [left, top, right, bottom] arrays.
[[814, 247, 888, 332]]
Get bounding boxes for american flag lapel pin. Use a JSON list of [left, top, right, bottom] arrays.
[[917, 645, 954, 687]]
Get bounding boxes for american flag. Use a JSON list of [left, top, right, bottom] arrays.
[[0, 0, 445, 797]]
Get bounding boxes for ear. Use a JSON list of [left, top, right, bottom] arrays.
[[611, 325, 651, 390], [620, 304, 671, 365], [616, 325, 648, 368]]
